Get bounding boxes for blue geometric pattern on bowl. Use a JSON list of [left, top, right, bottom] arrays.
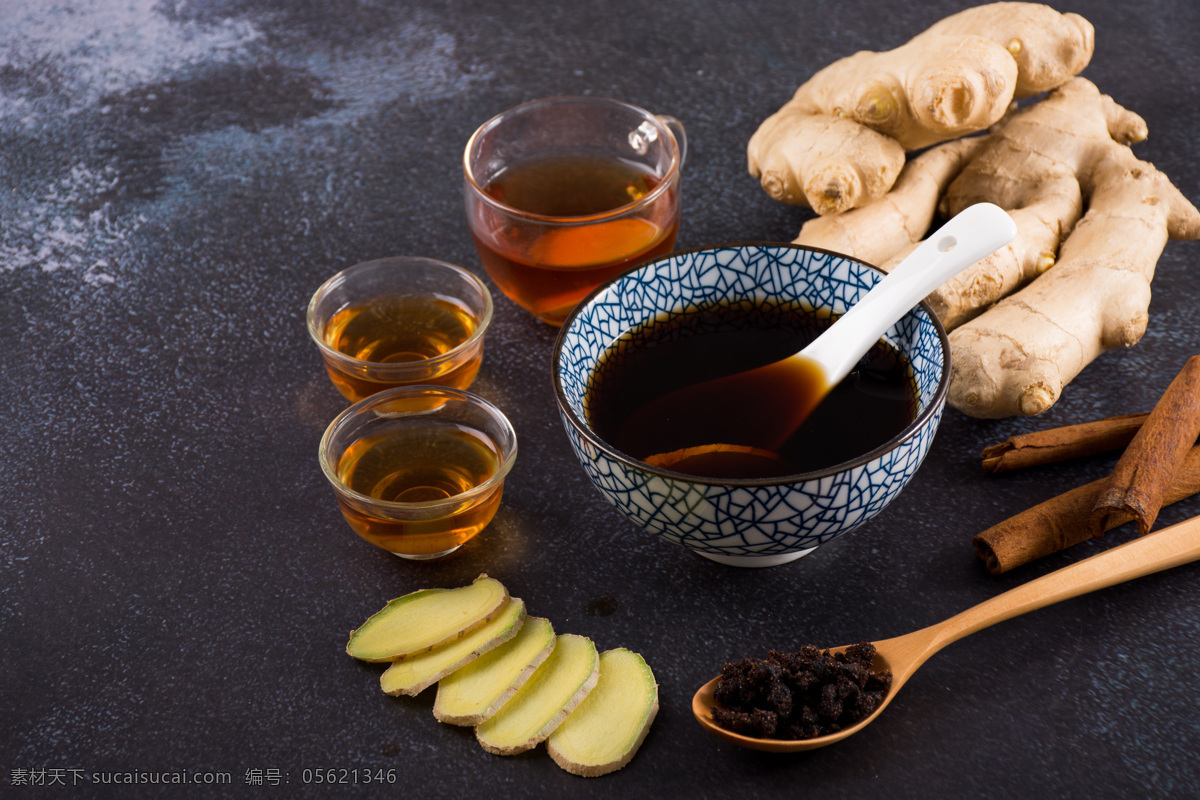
[[553, 243, 950, 562]]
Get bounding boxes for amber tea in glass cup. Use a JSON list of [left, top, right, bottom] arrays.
[[319, 386, 518, 560], [307, 257, 493, 402], [463, 96, 686, 326]]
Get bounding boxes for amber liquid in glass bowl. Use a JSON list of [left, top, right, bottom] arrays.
[[320, 294, 483, 401], [334, 418, 504, 557], [470, 152, 679, 326]]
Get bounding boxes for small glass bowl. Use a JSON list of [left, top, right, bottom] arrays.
[[318, 385, 518, 560], [307, 257, 494, 402]]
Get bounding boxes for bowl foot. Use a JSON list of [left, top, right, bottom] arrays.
[[389, 545, 462, 560], [695, 547, 817, 568]]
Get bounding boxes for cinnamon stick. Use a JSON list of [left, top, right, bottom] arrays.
[[1090, 355, 1200, 537], [974, 445, 1200, 574], [980, 413, 1148, 474]]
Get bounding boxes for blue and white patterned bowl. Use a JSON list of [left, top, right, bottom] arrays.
[[552, 243, 950, 568]]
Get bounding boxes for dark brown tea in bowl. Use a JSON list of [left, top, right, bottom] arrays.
[[586, 300, 918, 479]]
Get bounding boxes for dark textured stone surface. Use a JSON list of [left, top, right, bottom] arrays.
[[2, 1, 1198, 797]]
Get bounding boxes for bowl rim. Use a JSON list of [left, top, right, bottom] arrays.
[[461, 94, 684, 225], [550, 240, 951, 487]]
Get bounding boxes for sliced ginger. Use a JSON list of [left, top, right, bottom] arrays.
[[546, 648, 659, 778], [475, 633, 599, 756], [434, 616, 556, 726], [345, 578, 657, 775], [346, 574, 508, 662], [379, 598, 526, 697]]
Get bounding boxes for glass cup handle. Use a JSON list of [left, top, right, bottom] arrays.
[[657, 114, 687, 169]]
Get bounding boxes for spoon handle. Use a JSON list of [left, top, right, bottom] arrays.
[[801, 202, 1016, 385], [919, 511, 1200, 658]]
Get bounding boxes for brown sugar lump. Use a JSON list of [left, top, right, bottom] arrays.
[[711, 642, 891, 740]]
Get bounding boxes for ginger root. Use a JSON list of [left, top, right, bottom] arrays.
[[797, 79, 1199, 419], [932, 78, 1149, 328], [947, 145, 1200, 418], [922, 1, 1093, 97], [748, 112, 905, 217], [764, 7, 1198, 418], [794, 136, 985, 264], [750, 2, 1093, 214]]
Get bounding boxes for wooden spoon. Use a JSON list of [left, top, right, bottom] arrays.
[[634, 203, 1016, 472], [693, 511, 1200, 752]]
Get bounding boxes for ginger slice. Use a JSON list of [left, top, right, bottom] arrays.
[[346, 575, 508, 662], [475, 634, 599, 756], [546, 648, 659, 778], [380, 598, 526, 697], [434, 616, 556, 726]]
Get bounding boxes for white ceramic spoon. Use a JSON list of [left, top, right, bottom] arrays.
[[635, 203, 1017, 474]]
